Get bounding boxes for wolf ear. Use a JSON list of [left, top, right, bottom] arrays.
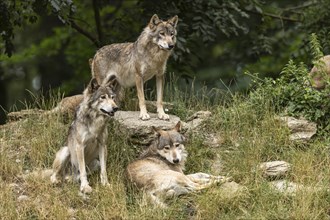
[[149, 14, 161, 29], [106, 75, 118, 90], [88, 58, 93, 68], [152, 126, 162, 137], [168, 15, 178, 28], [88, 78, 100, 93], [174, 121, 181, 132]]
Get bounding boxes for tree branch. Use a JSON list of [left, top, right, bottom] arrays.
[[244, 9, 301, 23], [68, 18, 100, 48], [93, 0, 103, 45]]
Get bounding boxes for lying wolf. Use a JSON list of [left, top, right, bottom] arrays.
[[50, 76, 118, 193], [126, 122, 229, 207], [91, 14, 178, 121]]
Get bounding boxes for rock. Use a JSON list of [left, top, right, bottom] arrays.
[[7, 109, 45, 122], [113, 111, 183, 145], [259, 161, 291, 179], [309, 55, 330, 89], [269, 180, 298, 194], [186, 111, 212, 131], [18, 195, 29, 202], [269, 180, 325, 195], [277, 116, 317, 142], [219, 181, 245, 199], [203, 133, 224, 148]]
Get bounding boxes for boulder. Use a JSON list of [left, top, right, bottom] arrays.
[[277, 116, 317, 142], [113, 111, 183, 145], [258, 161, 291, 179]]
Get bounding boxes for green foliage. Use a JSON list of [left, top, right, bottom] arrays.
[[247, 34, 330, 132]]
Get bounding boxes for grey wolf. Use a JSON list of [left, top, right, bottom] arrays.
[[50, 76, 119, 193], [126, 122, 229, 207], [91, 14, 178, 121], [309, 55, 330, 89]]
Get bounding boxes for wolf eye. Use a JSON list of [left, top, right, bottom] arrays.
[[170, 31, 174, 36], [100, 95, 106, 99], [111, 95, 115, 99], [174, 143, 180, 147], [159, 32, 165, 36], [164, 145, 170, 150]]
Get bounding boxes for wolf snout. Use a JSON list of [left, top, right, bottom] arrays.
[[101, 106, 118, 116], [173, 158, 179, 164], [168, 44, 174, 50]]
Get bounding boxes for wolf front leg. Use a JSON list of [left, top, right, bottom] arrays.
[[156, 74, 169, 120], [99, 143, 110, 186], [76, 145, 92, 193], [135, 74, 150, 120]]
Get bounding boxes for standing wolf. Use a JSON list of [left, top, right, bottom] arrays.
[[50, 76, 118, 193], [126, 122, 229, 207], [91, 14, 178, 121]]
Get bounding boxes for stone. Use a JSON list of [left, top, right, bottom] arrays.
[[186, 110, 212, 131], [259, 161, 291, 179], [7, 109, 45, 122], [277, 116, 317, 142], [219, 181, 245, 199], [269, 180, 325, 195], [113, 111, 183, 145], [18, 195, 29, 202]]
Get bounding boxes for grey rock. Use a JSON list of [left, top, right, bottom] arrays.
[[113, 111, 183, 145], [277, 116, 317, 142], [18, 195, 29, 202], [269, 180, 325, 195], [186, 110, 212, 131], [259, 161, 291, 178]]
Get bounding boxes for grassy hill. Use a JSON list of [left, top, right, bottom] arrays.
[[2, 68, 330, 219]]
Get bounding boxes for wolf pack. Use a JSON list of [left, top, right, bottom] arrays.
[[48, 14, 229, 207]]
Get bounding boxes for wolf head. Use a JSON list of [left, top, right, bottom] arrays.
[[86, 76, 119, 117], [152, 121, 187, 164], [148, 14, 178, 51]]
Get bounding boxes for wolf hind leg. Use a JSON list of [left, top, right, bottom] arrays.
[[51, 146, 70, 184], [187, 172, 229, 186]]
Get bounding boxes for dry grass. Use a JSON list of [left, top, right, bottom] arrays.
[[1, 84, 330, 219]]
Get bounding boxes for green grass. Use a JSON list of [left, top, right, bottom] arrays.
[[1, 79, 330, 220]]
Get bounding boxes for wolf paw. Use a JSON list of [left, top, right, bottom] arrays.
[[100, 177, 110, 186], [158, 112, 170, 120], [139, 112, 150, 120], [50, 174, 61, 184], [80, 184, 93, 194]]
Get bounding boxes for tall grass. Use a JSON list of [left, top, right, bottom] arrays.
[[1, 69, 330, 219]]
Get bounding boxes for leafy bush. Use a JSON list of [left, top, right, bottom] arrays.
[[247, 34, 330, 132]]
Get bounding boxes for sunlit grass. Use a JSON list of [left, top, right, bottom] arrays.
[[1, 79, 330, 219]]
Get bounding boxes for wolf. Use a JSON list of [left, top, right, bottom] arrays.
[[126, 122, 229, 207], [50, 76, 119, 194], [91, 14, 178, 121]]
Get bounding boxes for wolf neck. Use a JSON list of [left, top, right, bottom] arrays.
[[135, 27, 171, 62], [140, 142, 186, 172], [75, 97, 109, 129]]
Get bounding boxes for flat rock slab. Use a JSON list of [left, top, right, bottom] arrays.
[[259, 161, 291, 179], [277, 116, 317, 142], [113, 111, 183, 145]]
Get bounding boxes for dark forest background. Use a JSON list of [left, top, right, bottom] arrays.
[[1, 0, 330, 124]]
